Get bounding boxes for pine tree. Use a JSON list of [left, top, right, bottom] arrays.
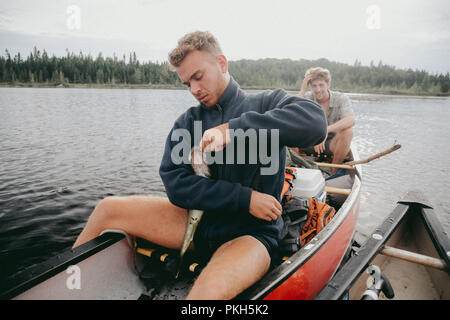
[[59, 70, 65, 84], [96, 69, 104, 84]]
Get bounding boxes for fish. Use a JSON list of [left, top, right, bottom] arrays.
[[190, 145, 211, 178], [176, 146, 210, 278]]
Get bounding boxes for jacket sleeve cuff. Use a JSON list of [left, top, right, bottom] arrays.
[[228, 117, 243, 131], [238, 186, 253, 213]]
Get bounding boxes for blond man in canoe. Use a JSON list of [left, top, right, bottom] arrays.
[[74, 31, 327, 299], [297, 67, 355, 173]]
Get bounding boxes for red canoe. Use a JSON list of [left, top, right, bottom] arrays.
[[1, 146, 362, 300]]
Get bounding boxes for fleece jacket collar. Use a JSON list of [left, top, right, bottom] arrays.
[[201, 76, 244, 111]]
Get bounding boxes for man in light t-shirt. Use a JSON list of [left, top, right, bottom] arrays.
[[297, 67, 355, 173]]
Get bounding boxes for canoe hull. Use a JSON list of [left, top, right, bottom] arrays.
[[265, 195, 360, 299], [239, 146, 362, 299]]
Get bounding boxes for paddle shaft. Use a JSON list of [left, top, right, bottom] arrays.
[[380, 245, 447, 271], [345, 143, 401, 166], [325, 186, 351, 196], [315, 162, 355, 170], [314, 143, 402, 170]]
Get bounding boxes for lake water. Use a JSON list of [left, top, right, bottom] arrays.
[[0, 87, 449, 282]]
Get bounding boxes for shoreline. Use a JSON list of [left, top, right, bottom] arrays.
[[0, 82, 448, 98]]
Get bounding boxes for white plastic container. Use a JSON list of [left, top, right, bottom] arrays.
[[286, 168, 326, 202]]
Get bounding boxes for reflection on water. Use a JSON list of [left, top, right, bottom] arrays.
[[0, 87, 449, 282]]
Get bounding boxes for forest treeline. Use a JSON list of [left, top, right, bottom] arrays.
[[1, 47, 449, 96]]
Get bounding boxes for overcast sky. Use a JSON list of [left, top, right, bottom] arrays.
[[0, 0, 449, 74]]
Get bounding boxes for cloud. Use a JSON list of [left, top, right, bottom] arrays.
[[0, 0, 448, 73]]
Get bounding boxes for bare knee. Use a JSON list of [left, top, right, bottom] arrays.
[[73, 196, 125, 248], [342, 127, 353, 140], [331, 127, 353, 151], [91, 196, 122, 224], [187, 236, 270, 300], [336, 127, 353, 141]]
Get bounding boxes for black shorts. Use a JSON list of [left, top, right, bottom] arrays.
[[193, 211, 282, 264], [301, 132, 335, 158]]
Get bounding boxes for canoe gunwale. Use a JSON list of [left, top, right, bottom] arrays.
[[0, 232, 125, 300], [419, 206, 450, 271]]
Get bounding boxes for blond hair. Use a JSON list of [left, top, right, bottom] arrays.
[[168, 31, 223, 68], [305, 67, 331, 84]]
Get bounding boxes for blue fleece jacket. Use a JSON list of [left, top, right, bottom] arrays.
[[159, 77, 326, 241]]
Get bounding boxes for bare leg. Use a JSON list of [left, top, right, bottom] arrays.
[[186, 235, 271, 300], [329, 127, 353, 173], [73, 195, 188, 249]]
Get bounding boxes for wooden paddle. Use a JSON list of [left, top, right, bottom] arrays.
[[315, 142, 401, 170], [325, 186, 351, 196]]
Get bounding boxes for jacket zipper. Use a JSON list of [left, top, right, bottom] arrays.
[[215, 103, 224, 180], [216, 103, 224, 123]]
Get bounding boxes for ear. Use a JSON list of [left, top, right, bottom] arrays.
[[216, 54, 228, 73]]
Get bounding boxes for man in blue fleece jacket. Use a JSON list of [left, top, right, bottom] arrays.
[[73, 31, 326, 299]]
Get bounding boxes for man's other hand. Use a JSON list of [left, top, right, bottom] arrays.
[[201, 122, 231, 152], [249, 191, 282, 221]]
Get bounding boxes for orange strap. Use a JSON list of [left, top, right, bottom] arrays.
[[281, 167, 296, 199]]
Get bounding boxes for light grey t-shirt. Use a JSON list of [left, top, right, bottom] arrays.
[[304, 90, 354, 125]]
